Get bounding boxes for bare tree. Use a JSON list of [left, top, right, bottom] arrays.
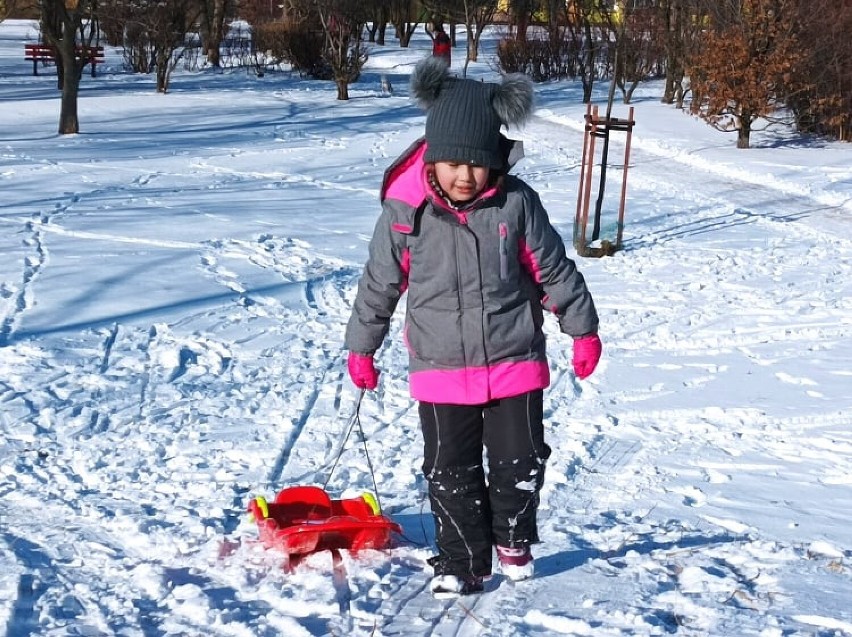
[[388, 0, 421, 47], [613, 2, 665, 104], [315, 0, 368, 100], [198, 0, 235, 67], [237, 0, 286, 74], [364, 1, 389, 45], [100, 0, 147, 70], [563, 0, 613, 103], [461, 0, 496, 68], [38, 0, 100, 134], [544, 0, 562, 46], [280, 0, 312, 25], [687, 0, 804, 148], [239, 0, 280, 24], [506, 0, 538, 43], [103, 0, 201, 92], [496, 1, 609, 88]]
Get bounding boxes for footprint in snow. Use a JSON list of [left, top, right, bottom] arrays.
[[669, 485, 707, 507]]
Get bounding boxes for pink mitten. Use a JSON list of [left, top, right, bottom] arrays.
[[572, 334, 602, 380], [347, 352, 379, 390]]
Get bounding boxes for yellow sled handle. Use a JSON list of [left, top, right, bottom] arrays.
[[361, 492, 380, 516], [248, 495, 269, 522]]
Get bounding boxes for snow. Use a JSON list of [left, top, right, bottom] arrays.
[[2, 17, 852, 637]]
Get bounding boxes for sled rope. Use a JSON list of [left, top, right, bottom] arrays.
[[323, 389, 385, 515]]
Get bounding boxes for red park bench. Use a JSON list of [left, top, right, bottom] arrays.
[[24, 43, 105, 78]]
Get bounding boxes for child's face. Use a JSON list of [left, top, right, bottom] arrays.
[[434, 162, 490, 202]]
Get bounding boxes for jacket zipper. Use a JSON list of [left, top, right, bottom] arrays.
[[454, 225, 466, 365], [499, 222, 509, 281]]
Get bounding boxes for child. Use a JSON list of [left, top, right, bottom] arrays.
[[345, 57, 602, 597]]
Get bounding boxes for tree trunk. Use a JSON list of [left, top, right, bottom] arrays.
[[398, 23, 416, 48], [58, 57, 81, 133], [662, 65, 677, 104], [207, 0, 225, 66], [661, 0, 674, 104], [737, 118, 751, 148], [581, 20, 595, 103], [466, 24, 477, 62], [57, 25, 81, 134], [582, 77, 593, 104], [376, 9, 388, 46], [157, 60, 169, 93], [336, 78, 348, 100], [41, 0, 100, 134], [516, 14, 528, 43], [56, 53, 64, 90], [547, 0, 561, 47], [207, 45, 221, 67], [662, 68, 685, 106]]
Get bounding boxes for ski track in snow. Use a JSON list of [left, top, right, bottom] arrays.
[[2, 45, 852, 636], [3, 149, 850, 635], [1, 190, 367, 634], [347, 114, 852, 636], [2, 150, 850, 635]]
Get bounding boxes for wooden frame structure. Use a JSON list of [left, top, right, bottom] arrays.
[[574, 103, 635, 257]]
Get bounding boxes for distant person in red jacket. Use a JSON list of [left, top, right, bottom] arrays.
[[432, 24, 451, 66]]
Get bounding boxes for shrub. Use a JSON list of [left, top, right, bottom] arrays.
[[496, 36, 578, 82], [276, 24, 331, 79]]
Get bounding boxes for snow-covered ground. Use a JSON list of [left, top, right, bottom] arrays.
[[2, 18, 851, 637]]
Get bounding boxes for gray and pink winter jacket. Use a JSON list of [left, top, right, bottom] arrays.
[[345, 138, 598, 405]]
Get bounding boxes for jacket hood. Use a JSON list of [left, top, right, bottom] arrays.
[[380, 135, 525, 206]]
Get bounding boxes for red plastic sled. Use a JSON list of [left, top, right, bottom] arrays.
[[247, 485, 401, 557]]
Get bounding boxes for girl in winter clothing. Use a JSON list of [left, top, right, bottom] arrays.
[[345, 57, 602, 597]]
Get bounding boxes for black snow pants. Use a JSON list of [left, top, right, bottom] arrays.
[[419, 390, 551, 579]]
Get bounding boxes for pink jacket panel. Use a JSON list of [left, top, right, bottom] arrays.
[[409, 360, 550, 405]]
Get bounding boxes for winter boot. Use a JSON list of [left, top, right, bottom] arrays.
[[496, 545, 534, 581], [429, 574, 484, 599]]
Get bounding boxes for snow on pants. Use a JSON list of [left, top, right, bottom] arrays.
[[418, 390, 551, 579]]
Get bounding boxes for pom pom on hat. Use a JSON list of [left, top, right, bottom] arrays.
[[410, 56, 451, 109], [493, 73, 535, 129], [409, 57, 534, 169]]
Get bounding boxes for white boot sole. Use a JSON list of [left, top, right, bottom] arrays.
[[429, 575, 483, 598], [499, 562, 534, 582]]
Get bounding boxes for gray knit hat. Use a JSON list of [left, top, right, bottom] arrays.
[[410, 57, 534, 170]]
